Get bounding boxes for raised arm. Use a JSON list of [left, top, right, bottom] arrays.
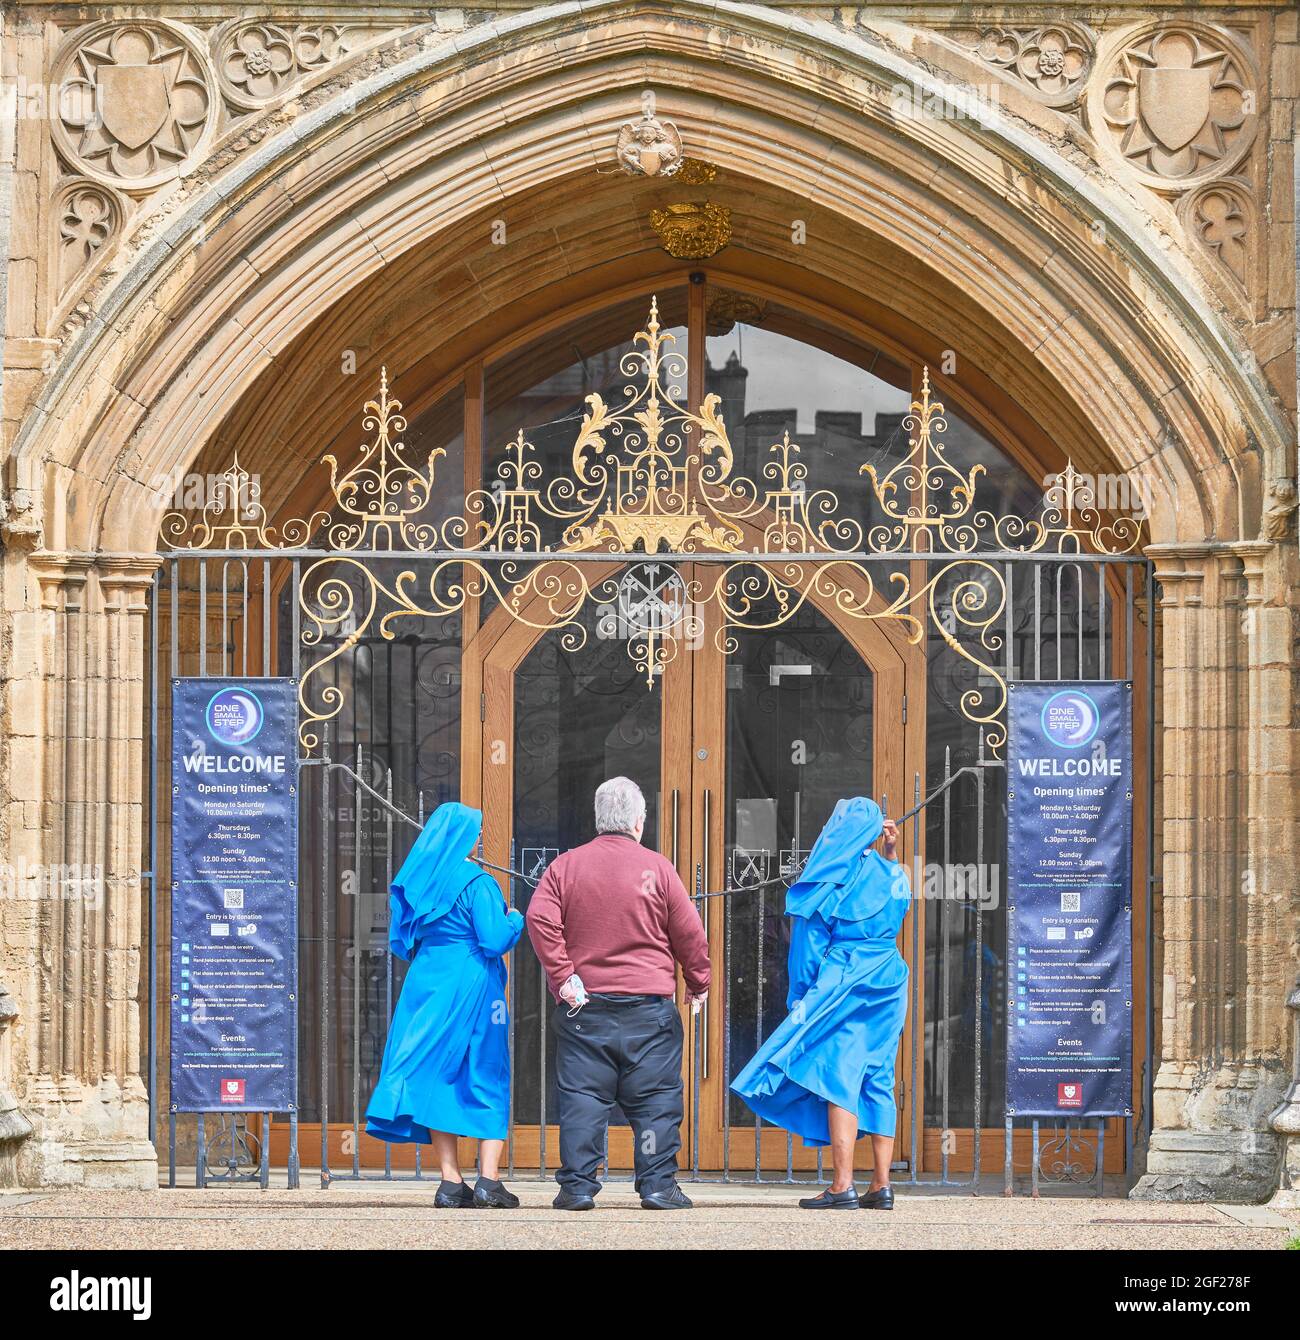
[[469, 875, 525, 957], [663, 863, 711, 998], [524, 863, 573, 998]]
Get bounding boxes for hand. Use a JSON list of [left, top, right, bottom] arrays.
[[559, 974, 585, 1007], [687, 990, 708, 1015], [881, 819, 899, 861]]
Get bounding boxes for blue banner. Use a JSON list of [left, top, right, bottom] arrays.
[[1006, 681, 1132, 1118], [170, 679, 298, 1113]]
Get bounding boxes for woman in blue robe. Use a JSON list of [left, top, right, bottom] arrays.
[[365, 801, 525, 1208], [731, 797, 910, 1210]]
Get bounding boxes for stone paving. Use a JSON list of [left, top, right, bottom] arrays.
[[3, 1180, 1297, 1251]]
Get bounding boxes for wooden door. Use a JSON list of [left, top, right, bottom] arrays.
[[475, 563, 695, 1175], [684, 559, 922, 1173], [472, 557, 921, 1177]]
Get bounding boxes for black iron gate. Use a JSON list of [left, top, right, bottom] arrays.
[[146, 547, 1155, 1193]]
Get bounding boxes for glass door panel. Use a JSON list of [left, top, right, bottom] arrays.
[[476, 578, 691, 1174], [509, 604, 663, 1131], [689, 572, 912, 1174], [466, 289, 925, 1175], [722, 603, 875, 1130], [703, 292, 911, 539]]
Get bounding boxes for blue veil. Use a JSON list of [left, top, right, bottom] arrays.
[[388, 801, 484, 960], [784, 797, 905, 923]]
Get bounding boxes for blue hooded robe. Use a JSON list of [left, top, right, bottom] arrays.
[[730, 797, 910, 1144], [365, 802, 524, 1143]]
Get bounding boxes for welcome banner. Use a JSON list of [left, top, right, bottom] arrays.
[[170, 679, 298, 1113], [1006, 681, 1133, 1118]]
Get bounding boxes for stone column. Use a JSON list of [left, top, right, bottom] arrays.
[[0, 982, 33, 1151], [1269, 986, 1300, 1209], [0, 550, 87, 1186], [1134, 540, 1299, 1202], [0, 553, 158, 1188]]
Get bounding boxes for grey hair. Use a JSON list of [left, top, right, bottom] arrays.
[[594, 776, 646, 836]]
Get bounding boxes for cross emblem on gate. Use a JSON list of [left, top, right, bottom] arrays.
[[617, 563, 686, 636]]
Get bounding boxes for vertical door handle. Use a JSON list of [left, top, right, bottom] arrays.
[[671, 787, 680, 868], [700, 787, 711, 1080]]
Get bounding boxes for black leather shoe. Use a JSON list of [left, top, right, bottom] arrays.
[[552, 1188, 596, 1211], [434, 1179, 474, 1208], [798, 1186, 860, 1210], [640, 1183, 693, 1210], [473, 1176, 520, 1209], [860, 1184, 895, 1210]]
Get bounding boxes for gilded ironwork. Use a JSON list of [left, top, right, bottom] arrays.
[[160, 296, 1146, 755], [160, 452, 327, 549], [863, 368, 1143, 558], [862, 368, 984, 554], [324, 367, 441, 550]]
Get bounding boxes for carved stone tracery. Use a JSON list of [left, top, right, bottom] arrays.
[[1177, 176, 1258, 299], [213, 20, 402, 111], [53, 179, 124, 305], [51, 20, 216, 193], [1092, 22, 1258, 192], [945, 22, 1095, 106]]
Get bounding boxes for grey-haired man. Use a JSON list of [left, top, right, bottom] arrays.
[[525, 776, 711, 1210]]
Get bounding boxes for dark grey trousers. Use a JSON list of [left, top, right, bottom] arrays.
[[553, 994, 684, 1198]]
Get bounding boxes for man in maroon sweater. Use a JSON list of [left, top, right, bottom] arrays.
[[525, 776, 710, 1211]]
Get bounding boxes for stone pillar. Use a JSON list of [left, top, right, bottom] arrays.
[[0, 554, 158, 1188], [1134, 540, 1299, 1202], [1269, 986, 1300, 1209], [0, 982, 33, 1150]]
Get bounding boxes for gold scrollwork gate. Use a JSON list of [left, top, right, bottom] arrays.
[[162, 297, 1144, 757], [154, 294, 1155, 1189]]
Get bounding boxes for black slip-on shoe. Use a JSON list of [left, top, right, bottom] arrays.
[[434, 1179, 474, 1208], [798, 1186, 860, 1210], [552, 1188, 596, 1211], [859, 1184, 895, 1210], [640, 1183, 693, 1210], [473, 1176, 520, 1209]]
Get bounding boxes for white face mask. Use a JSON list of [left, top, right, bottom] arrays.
[[563, 973, 588, 1017]]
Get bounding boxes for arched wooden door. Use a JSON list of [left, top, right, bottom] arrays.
[[468, 556, 922, 1175]]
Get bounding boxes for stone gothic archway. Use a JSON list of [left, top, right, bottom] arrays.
[[1, 0, 1295, 1198]]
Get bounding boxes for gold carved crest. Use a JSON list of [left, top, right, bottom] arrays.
[[649, 202, 732, 259]]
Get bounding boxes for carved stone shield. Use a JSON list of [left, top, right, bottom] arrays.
[[98, 63, 170, 151], [637, 145, 665, 175], [1137, 66, 1212, 151]]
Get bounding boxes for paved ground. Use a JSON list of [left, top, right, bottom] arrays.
[[3, 1179, 1298, 1250]]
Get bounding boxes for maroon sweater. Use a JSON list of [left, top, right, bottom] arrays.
[[525, 833, 711, 1000]]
